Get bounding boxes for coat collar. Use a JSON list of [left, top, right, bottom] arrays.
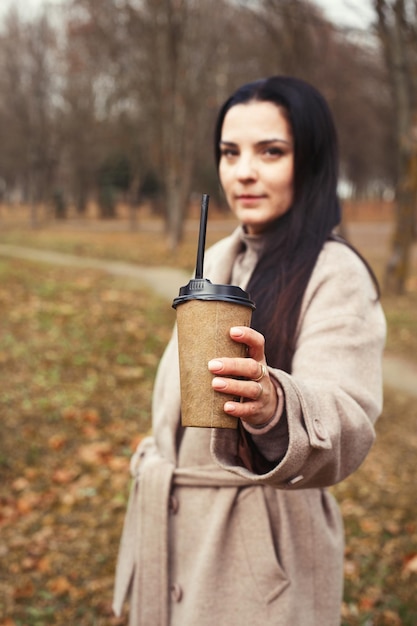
[[203, 226, 245, 285]]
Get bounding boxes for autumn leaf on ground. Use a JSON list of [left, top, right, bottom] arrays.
[[47, 576, 74, 596], [402, 553, 417, 577], [12, 582, 34, 600], [78, 442, 113, 465]]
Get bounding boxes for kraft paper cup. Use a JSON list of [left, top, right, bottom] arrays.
[[173, 281, 255, 428]]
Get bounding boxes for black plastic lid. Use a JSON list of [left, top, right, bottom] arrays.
[[172, 278, 256, 310]]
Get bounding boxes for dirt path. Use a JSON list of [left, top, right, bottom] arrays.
[[1, 243, 416, 397], [0, 243, 189, 301]]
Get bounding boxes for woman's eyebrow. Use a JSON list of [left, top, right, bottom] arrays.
[[219, 138, 291, 147], [256, 138, 292, 146]]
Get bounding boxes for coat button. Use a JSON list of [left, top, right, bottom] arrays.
[[170, 583, 183, 602], [169, 495, 179, 514], [313, 418, 328, 441]]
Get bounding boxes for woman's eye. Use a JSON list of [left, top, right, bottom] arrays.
[[263, 147, 284, 158], [220, 148, 239, 159]]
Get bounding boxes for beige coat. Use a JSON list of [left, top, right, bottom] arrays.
[[113, 227, 386, 626]]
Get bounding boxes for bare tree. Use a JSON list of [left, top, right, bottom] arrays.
[[0, 0, 401, 249], [374, 0, 417, 293], [125, 0, 240, 247], [238, 0, 396, 196], [0, 9, 58, 224], [58, 13, 102, 214]]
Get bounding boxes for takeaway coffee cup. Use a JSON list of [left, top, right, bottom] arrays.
[[173, 278, 255, 428]]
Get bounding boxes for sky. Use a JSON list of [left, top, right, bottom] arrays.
[[0, 0, 55, 19], [0, 0, 375, 28], [0, 0, 40, 19], [312, 0, 374, 30]]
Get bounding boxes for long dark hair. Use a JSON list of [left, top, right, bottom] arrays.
[[214, 76, 376, 372]]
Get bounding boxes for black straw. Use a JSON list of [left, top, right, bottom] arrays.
[[195, 194, 209, 279]]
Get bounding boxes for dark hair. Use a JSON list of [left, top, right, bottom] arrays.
[[214, 76, 376, 372]]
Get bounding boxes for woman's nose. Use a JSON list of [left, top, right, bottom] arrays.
[[235, 155, 257, 180]]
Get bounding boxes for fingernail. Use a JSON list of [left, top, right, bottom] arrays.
[[208, 359, 223, 371], [224, 402, 236, 413], [230, 327, 243, 337], [212, 377, 227, 390]]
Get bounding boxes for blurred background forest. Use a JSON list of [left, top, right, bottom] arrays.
[[0, 0, 416, 289], [1, 1, 417, 625]]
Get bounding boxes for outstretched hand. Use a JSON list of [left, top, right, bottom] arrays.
[[208, 326, 278, 427]]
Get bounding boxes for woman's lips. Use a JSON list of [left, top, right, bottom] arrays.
[[235, 194, 266, 206]]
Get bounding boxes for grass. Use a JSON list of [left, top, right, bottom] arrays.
[[0, 210, 237, 275], [382, 293, 417, 361], [334, 390, 417, 625], [0, 258, 174, 625], [0, 214, 416, 625]]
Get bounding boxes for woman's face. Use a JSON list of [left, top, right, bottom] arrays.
[[219, 101, 294, 235]]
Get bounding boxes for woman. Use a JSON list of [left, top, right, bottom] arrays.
[[113, 76, 386, 625]]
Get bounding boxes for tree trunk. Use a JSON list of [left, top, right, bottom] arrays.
[[385, 135, 417, 293], [165, 160, 191, 250]]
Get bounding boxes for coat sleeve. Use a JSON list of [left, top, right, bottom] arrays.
[[211, 242, 386, 490]]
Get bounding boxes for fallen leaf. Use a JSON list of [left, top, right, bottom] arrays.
[[358, 586, 381, 611], [359, 596, 375, 611], [52, 468, 78, 484], [12, 477, 29, 492], [23, 467, 39, 480], [344, 559, 359, 580], [13, 581, 34, 599], [82, 408, 101, 424], [21, 557, 37, 571], [359, 517, 381, 534], [384, 520, 401, 535], [380, 609, 402, 625], [48, 434, 68, 450], [108, 456, 129, 472], [402, 553, 417, 577], [47, 575, 73, 596], [78, 442, 112, 465], [62, 406, 81, 420], [16, 493, 40, 515], [114, 366, 144, 381], [82, 425, 99, 438], [36, 556, 52, 573]]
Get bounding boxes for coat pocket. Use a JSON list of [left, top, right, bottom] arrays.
[[235, 486, 290, 605]]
